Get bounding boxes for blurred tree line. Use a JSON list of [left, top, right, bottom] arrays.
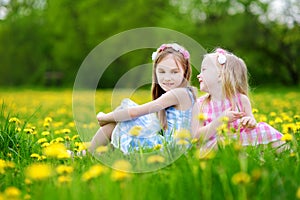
[[0, 0, 299, 87]]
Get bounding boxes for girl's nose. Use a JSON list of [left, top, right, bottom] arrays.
[[197, 74, 201, 79]]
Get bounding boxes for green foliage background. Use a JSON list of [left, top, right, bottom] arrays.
[[0, 0, 299, 87]]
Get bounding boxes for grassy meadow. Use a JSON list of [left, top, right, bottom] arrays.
[[0, 87, 300, 200]]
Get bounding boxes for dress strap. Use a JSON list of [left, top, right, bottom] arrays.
[[186, 87, 195, 105]]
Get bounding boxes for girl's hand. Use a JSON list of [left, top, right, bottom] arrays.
[[97, 112, 109, 126], [240, 116, 257, 128], [223, 107, 245, 122]]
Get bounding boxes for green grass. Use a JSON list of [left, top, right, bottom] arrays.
[[0, 88, 300, 200]]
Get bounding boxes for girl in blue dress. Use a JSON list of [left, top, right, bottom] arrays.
[[91, 43, 196, 153]]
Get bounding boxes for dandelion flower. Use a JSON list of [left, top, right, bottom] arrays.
[[43, 143, 70, 159], [24, 128, 33, 134], [281, 133, 293, 142], [44, 117, 53, 123], [4, 186, 21, 199], [112, 159, 132, 172], [41, 131, 50, 136], [296, 187, 300, 199], [25, 163, 53, 180], [9, 117, 21, 124], [82, 164, 106, 182], [37, 138, 48, 144], [129, 126, 143, 136], [58, 175, 72, 184], [176, 139, 189, 146], [111, 170, 131, 181], [56, 165, 74, 175], [153, 144, 162, 150], [147, 155, 165, 164], [231, 171, 251, 185], [173, 129, 191, 140], [197, 113, 207, 121], [95, 146, 108, 154]]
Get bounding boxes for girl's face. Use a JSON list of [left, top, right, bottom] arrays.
[[197, 54, 220, 93], [156, 55, 185, 92]]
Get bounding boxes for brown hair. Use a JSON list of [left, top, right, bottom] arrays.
[[151, 44, 192, 130]]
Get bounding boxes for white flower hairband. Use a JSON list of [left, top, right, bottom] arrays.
[[216, 48, 227, 65], [151, 43, 190, 61]]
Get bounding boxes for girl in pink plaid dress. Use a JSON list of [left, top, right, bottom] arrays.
[[191, 48, 283, 149]]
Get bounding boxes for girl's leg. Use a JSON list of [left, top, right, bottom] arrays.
[[88, 123, 116, 153]]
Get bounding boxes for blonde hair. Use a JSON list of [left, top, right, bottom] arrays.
[[203, 48, 249, 109], [151, 43, 193, 130]]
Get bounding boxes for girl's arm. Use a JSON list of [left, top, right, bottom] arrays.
[[97, 88, 187, 125], [240, 94, 257, 128], [191, 103, 245, 140]]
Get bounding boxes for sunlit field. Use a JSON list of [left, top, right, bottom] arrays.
[[1, 88, 300, 200]]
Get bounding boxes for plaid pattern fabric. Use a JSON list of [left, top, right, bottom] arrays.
[[111, 88, 195, 153], [197, 94, 283, 146]]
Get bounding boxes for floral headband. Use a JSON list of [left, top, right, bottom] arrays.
[[151, 43, 190, 61], [216, 48, 227, 65]]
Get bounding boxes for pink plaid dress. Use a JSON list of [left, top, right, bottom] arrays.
[[197, 94, 283, 146]]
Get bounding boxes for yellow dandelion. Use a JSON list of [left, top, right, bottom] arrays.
[[61, 129, 71, 134], [43, 143, 70, 159], [111, 170, 131, 181], [15, 127, 21, 132], [251, 169, 262, 182], [25, 163, 53, 180], [296, 187, 300, 199], [64, 136, 71, 141], [56, 165, 74, 175], [71, 135, 79, 141], [43, 122, 50, 128], [4, 186, 21, 199], [25, 178, 32, 185], [24, 128, 33, 134], [82, 164, 106, 182], [270, 112, 277, 117], [37, 138, 48, 144], [176, 139, 190, 145], [9, 117, 21, 124], [191, 138, 199, 144], [281, 133, 293, 142], [54, 130, 62, 135], [41, 131, 50, 136], [96, 146, 108, 154], [147, 155, 165, 164], [153, 144, 162, 150], [24, 194, 31, 200], [196, 149, 216, 160], [275, 117, 283, 124], [197, 113, 207, 121], [68, 122, 75, 127], [58, 175, 72, 184], [231, 171, 251, 185], [252, 108, 258, 113], [44, 117, 53, 123], [129, 126, 143, 136], [52, 137, 64, 143], [220, 116, 229, 123], [30, 153, 41, 159], [173, 129, 191, 140], [294, 115, 300, 121], [112, 159, 132, 172], [41, 142, 50, 148]]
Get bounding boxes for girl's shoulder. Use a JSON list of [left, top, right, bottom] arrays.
[[197, 94, 210, 104], [238, 93, 251, 108]]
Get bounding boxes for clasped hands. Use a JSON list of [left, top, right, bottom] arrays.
[[96, 112, 109, 126], [223, 107, 257, 129]]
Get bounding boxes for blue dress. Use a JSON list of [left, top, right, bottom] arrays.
[[111, 87, 195, 153]]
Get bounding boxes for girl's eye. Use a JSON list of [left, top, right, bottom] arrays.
[[172, 71, 179, 74]]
